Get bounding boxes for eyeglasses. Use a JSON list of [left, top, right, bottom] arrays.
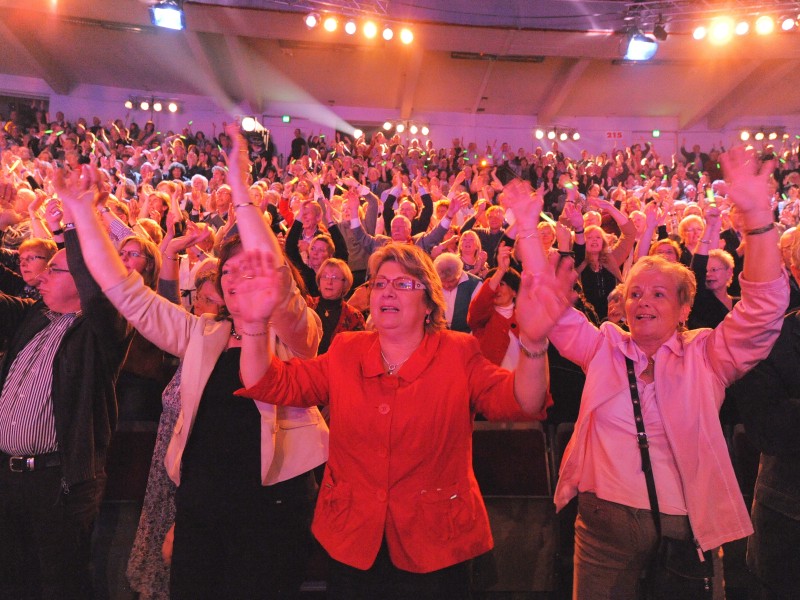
[[43, 265, 70, 275], [19, 255, 47, 264], [371, 276, 426, 292], [118, 250, 146, 260], [707, 266, 730, 274], [321, 274, 345, 281]]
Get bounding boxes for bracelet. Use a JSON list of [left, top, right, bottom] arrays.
[[164, 254, 181, 262], [64, 223, 76, 231], [517, 229, 540, 241], [99, 207, 111, 214], [240, 329, 269, 337], [519, 338, 549, 359], [700, 239, 711, 244], [51, 227, 64, 236], [745, 223, 775, 236], [234, 202, 256, 208], [574, 229, 585, 234]]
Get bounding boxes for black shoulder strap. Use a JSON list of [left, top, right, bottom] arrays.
[[625, 356, 662, 537]]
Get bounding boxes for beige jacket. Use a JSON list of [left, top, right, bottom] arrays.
[[103, 269, 328, 486]]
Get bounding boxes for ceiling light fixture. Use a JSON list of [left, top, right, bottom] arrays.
[[149, 0, 185, 31]]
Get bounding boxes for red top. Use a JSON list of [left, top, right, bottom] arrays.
[[236, 329, 547, 573], [467, 282, 518, 366]]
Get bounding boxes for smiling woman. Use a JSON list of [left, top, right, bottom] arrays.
[[534, 146, 790, 599]]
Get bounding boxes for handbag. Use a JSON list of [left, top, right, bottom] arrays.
[[624, 357, 714, 600]]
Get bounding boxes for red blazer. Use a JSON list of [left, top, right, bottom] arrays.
[[467, 282, 518, 366], [237, 330, 546, 573]]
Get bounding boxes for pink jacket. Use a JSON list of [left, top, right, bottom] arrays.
[[550, 274, 788, 551]]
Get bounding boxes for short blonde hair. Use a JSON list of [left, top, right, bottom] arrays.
[[624, 256, 697, 309], [19, 237, 57, 261], [367, 243, 447, 334], [317, 258, 354, 297]]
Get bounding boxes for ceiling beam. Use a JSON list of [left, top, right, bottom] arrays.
[[223, 34, 263, 113], [707, 59, 800, 130], [0, 18, 74, 95], [536, 58, 591, 126], [469, 30, 515, 115], [679, 60, 762, 130], [184, 30, 241, 112]]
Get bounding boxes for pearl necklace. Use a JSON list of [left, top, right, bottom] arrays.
[[230, 323, 242, 341]]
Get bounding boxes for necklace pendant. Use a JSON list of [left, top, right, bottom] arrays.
[[324, 309, 329, 317]]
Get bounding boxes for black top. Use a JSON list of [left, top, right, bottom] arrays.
[[315, 296, 342, 355], [182, 348, 263, 496]]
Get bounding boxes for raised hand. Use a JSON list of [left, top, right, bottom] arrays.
[[516, 255, 577, 344], [234, 249, 288, 324], [720, 146, 775, 216]]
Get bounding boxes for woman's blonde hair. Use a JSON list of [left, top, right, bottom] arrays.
[[624, 256, 697, 313], [317, 257, 354, 298], [119, 235, 162, 290], [367, 243, 447, 334]]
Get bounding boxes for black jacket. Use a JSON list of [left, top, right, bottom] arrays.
[[0, 230, 131, 487]]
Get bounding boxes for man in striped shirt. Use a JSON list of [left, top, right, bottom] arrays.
[[0, 231, 131, 598]]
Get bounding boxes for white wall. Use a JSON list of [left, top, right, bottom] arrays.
[[2, 74, 798, 159]]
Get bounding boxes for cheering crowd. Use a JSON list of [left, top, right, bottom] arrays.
[[1, 111, 799, 599]]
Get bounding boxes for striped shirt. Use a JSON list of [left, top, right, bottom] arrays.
[[0, 310, 79, 455]]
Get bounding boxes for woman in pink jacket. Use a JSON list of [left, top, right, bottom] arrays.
[[516, 149, 788, 599]]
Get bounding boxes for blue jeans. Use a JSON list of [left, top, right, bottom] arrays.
[[573, 492, 724, 600], [0, 464, 107, 600]]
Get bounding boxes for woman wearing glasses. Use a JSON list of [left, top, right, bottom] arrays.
[[309, 257, 365, 355], [54, 126, 328, 599], [0, 238, 57, 299], [235, 221, 575, 598]]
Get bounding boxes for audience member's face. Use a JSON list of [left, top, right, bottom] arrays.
[[19, 248, 49, 286], [193, 281, 224, 316], [36, 250, 80, 313]]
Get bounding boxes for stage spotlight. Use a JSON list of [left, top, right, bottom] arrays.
[[409, 125, 418, 134], [769, 132, 778, 140], [383, 26, 394, 41], [140, 100, 150, 111], [400, 28, 413, 44], [323, 16, 338, 32], [784, 133, 791, 140], [124, 99, 133, 110], [572, 132, 581, 141], [755, 131, 765, 141], [353, 129, 363, 139], [709, 17, 735, 45], [547, 130, 556, 140], [420, 126, 429, 136], [693, 26, 707, 40], [735, 20, 750, 35], [652, 130, 661, 138], [534, 129, 544, 140], [559, 132, 568, 141], [344, 20, 356, 35], [740, 131, 750, 141], [150, 1, 185, 31], [624, 31, 658, 61], [241, 117, 257, 132], [305, 12, 320, 28], [363, 21, 378, 39], [153, 101, 163, 112], [168, 102, 178, 113], [755, 15, 774, 35], [396, 123, 405, 133], [781, 17, 796, 31], [383, 121, 393, 131]]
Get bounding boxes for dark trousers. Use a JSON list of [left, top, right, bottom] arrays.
[[0, 464, 106, 600], [748, 501, 800, 599], [573, 492, 724, 600], [326, 540, 472, 600], [170, 469, 317, 600]]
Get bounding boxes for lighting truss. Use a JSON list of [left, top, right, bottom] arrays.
[[622, 1, 800, 29]]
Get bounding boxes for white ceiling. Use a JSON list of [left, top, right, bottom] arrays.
[[1, 0, 799, 129]]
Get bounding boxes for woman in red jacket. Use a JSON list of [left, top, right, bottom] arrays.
[[233, 237, 575, 599]]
